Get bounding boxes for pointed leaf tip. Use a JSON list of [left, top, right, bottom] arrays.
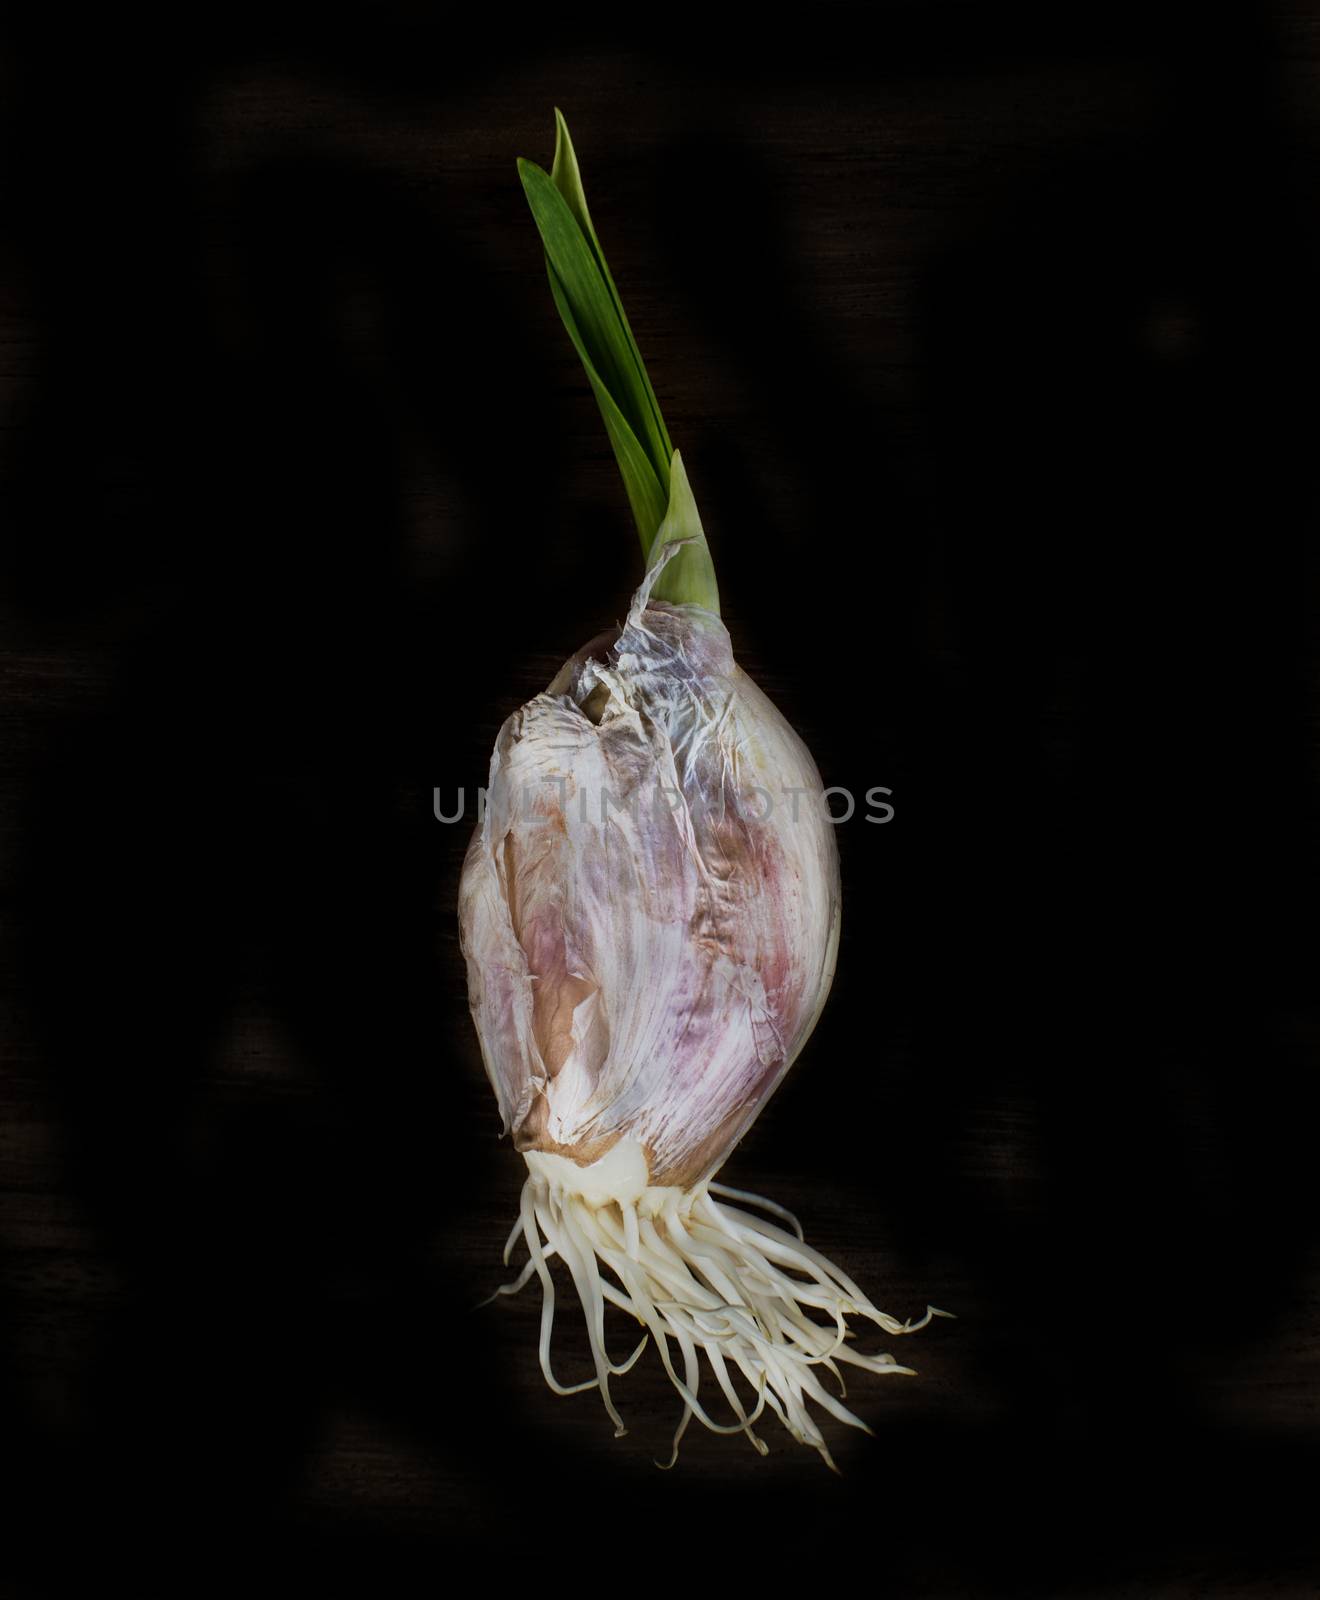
[[519, 109, 712, 604]]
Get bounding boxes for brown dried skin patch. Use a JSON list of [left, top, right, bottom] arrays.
[[513, 1094, 620, 1167], [577, 681, 611, 725], [503, 825, 609, 1086], [652, 1104, 756, 1191], [546, 628, 622, 702]]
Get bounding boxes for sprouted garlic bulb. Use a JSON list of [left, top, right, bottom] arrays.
[[457, 112, 945, 1469]]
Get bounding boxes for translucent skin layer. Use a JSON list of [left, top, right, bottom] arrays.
[[458, 574, 840, 1191]]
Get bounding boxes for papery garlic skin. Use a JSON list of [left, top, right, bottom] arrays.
[[460, 555, 942, 1465], [458, 558, 841, 1190]]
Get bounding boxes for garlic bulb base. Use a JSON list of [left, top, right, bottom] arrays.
[[524, 1140, 659, 1211], [493, 1153, 942, 1469]]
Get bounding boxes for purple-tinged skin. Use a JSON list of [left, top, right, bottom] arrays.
[[459, 571, 840, 1191]]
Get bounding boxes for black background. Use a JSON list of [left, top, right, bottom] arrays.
[[2, 4, 1319, 1594]]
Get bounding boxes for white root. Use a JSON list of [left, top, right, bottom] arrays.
[[487, 1157, 947, 1470]]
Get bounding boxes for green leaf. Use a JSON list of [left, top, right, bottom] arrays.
[[517, 112, 722, 614], [649, 449, 720, 613], [544, 263, 670, 550], [518, 158, 672, 539], [549, 109, 673, 489]]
